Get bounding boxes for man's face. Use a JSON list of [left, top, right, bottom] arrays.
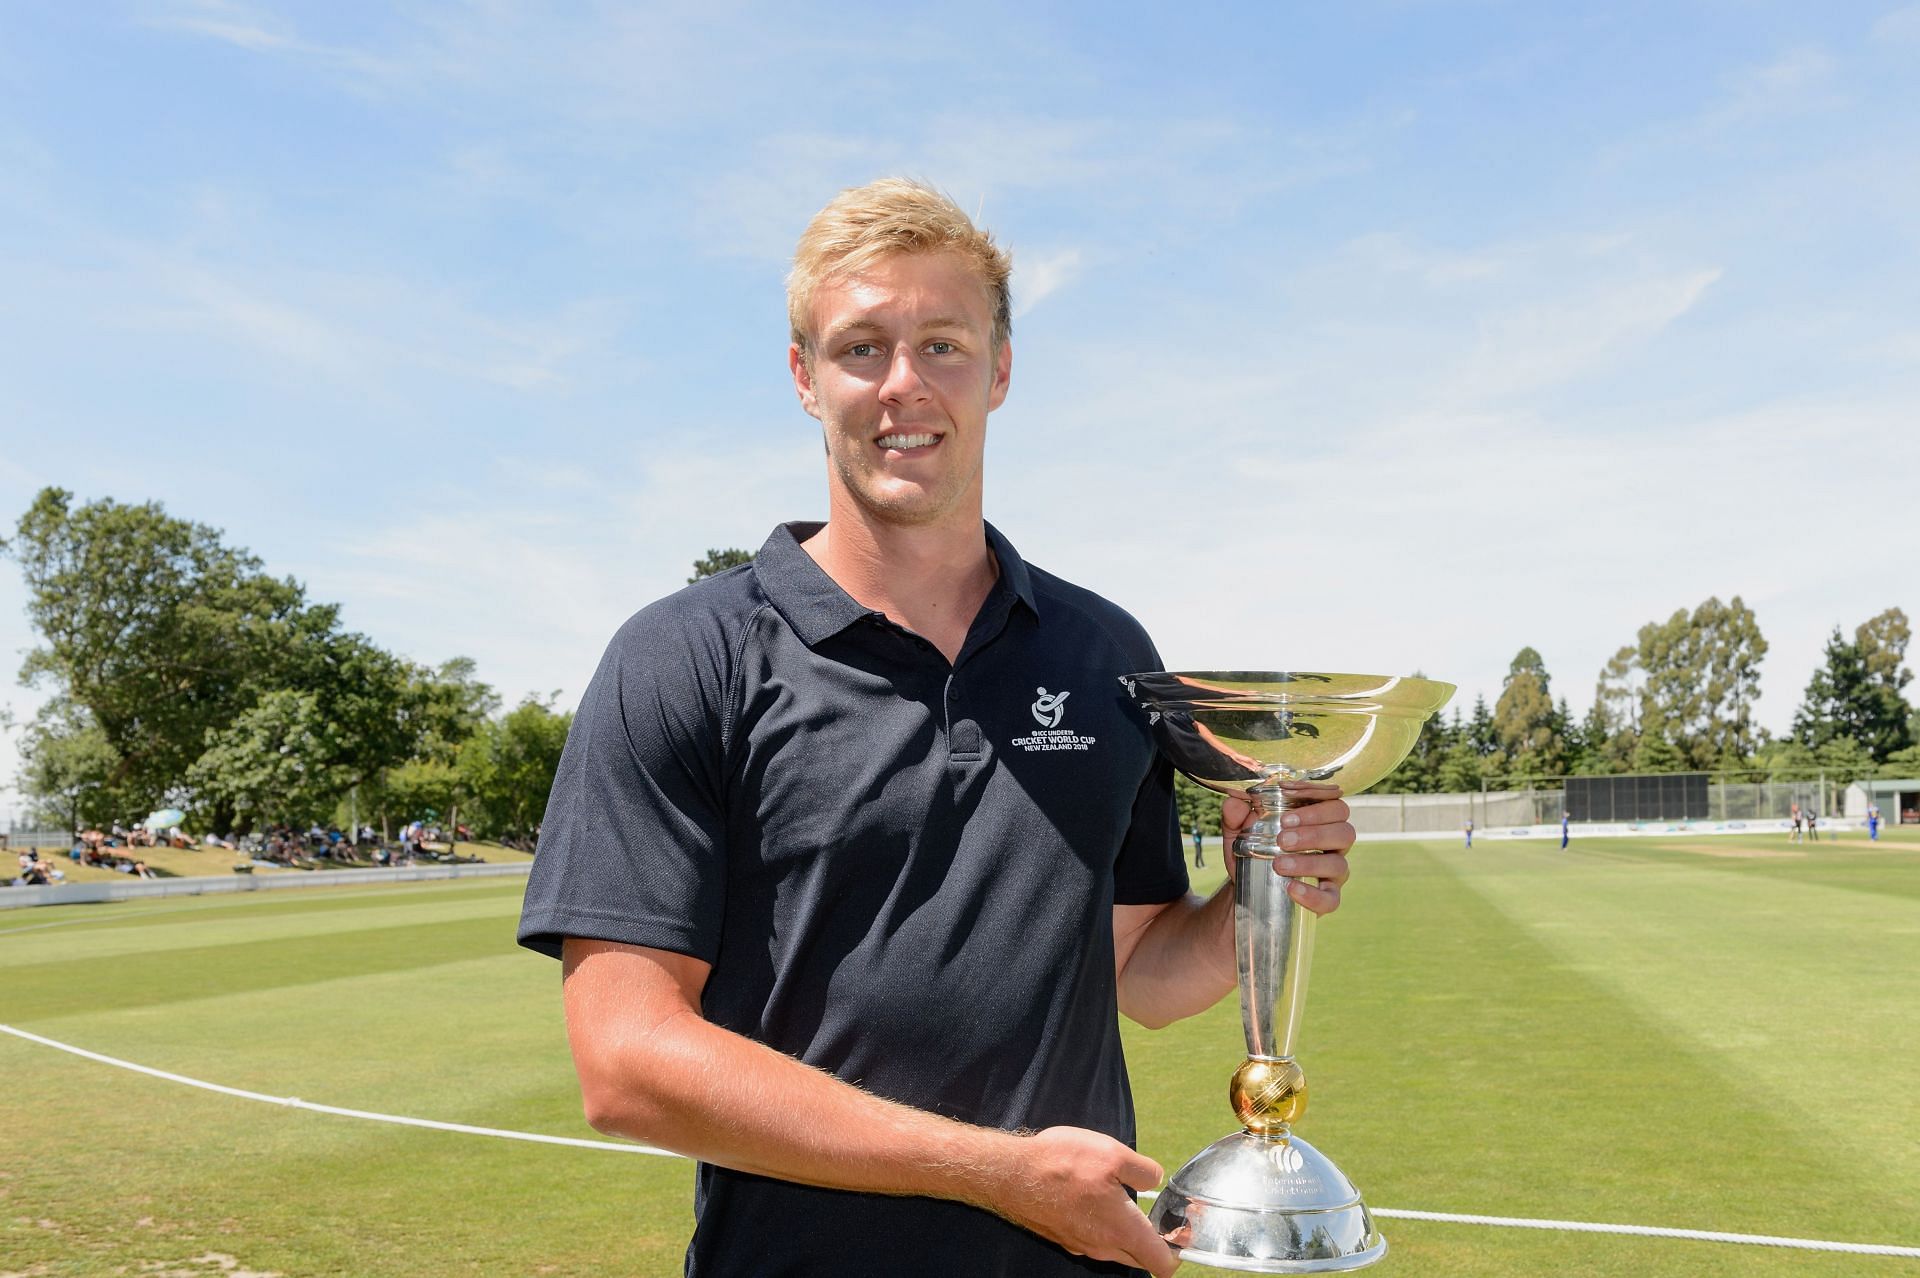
[[790, 251, 1011, 529]]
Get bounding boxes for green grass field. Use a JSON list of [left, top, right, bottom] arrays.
[[5, 830, 1918, 1276]]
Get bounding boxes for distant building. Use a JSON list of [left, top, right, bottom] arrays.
[[1843, 779, 1920, 825]]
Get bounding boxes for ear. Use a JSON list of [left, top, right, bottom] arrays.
[[986, 338, 1012, 412], [789, 343, 822, 420]]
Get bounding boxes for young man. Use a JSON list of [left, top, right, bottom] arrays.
[[518, 180, 1356, 1278]]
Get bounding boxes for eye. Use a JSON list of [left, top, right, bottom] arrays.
[[847, 342, 880, 358], [926, 340, 956, 355]]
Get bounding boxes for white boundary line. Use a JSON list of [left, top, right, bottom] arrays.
[[0, 1023, 676, 1158], [7, 1023, 1919, 1259]]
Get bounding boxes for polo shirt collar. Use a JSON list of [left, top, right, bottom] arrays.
[[755, 520, 1039, 649]]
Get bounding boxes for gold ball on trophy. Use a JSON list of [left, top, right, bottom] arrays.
[[1230, 1057, 1308, 1135]]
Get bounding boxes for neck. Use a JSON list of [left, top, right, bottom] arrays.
[[802, 496, 997, 664]]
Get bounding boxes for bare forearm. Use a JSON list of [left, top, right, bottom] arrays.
[[1114, 885, 1238, 1029], [563, 940, 1179, 1273], [576, 1004, 1012, 1203]]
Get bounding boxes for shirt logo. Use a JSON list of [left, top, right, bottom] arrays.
[[1013, 686, 1098, 754], [1032, 686, 1070, 728]]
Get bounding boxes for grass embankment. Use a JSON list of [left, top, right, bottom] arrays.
[[2, 833, 1916, 1276]]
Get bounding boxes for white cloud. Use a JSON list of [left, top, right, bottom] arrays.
[[140, 0, 396, 79], [1449, 266, 1723, 402], [105, 243, 630, 396], [1014, 249, 1084, 320]]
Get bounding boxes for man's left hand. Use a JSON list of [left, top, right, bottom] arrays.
[[1219, 791, 1355, 916]]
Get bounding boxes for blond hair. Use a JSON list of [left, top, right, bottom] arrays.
[[788, 178, 1013, 361]]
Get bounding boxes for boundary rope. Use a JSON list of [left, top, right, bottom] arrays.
[[7, 1023, 1918, 1258], [0, 1023, 675, 1158]]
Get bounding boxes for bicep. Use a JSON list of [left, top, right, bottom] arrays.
[[1111, 900, 1178, 983], [562, 938, 712, 1065]]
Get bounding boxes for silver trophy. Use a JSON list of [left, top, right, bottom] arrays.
[[1121, 671, 1455, 1273]]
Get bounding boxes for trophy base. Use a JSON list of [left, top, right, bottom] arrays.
[[1147, 1130, 1385, 1273]]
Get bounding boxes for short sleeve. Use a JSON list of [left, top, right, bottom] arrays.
[[516, 602, 735, 962], [1108, 624, 1188, 907], [1112, 751, 1189, 905]]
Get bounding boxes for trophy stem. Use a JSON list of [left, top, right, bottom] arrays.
[[1232, 784, 1315, 1135], [1120, 672, 1453, 1272]]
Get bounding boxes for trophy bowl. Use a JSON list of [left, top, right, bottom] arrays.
[[1121, 672, 1455, 1273]]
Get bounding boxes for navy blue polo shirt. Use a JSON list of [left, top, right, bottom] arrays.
[[519, 521, 1188, 1277]]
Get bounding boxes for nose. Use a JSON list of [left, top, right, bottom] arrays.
[[878, 346, 930, 404]]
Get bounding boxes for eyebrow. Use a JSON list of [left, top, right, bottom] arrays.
[[824, 316, 978, 342]]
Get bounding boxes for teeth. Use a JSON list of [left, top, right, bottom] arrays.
[[877, 433, 937, 449]]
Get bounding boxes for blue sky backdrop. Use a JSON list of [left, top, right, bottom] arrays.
[[3, 1, 1918, 818]]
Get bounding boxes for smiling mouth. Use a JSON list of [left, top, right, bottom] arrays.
[[875, 432, 939, 450]]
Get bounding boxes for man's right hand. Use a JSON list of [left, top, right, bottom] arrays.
[[985, 1126, 1180, 1277]]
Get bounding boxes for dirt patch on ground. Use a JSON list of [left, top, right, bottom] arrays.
[[134, 1255, 282, 1278]]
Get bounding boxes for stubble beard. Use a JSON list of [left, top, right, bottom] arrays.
[[823, 425, 981, 530]]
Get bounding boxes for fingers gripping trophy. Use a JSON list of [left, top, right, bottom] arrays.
[[1121, 672, 1454, 1273]]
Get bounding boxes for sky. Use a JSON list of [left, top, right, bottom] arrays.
[[3, 1, 1918, 823]]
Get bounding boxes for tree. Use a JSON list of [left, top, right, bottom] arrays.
[[1632, 597, 1767, 769], [2, 488, 313, 808], [688, 548, 753, 584], [186, 689, 341, 828], [15, 704, 119, 833], [1754, 737, 1819, 779], [1630, 730, 1685, 774], [458, 695, 573, 838], [1371, 671, 1452, 793], [4, 488, 474, 831], [1856, 607, 1913, 692], [1173, 773, 1225, 836], [1467, 695, 1496, 758], [1793, 624, 1913, 761], [1492, 648, 1561, 778], [1588, 645, 1641, 772], [1594, 597, 1767, 771], [1813, 736, 1876, 787]]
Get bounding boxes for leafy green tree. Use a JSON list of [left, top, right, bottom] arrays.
[[1813, 736, 1876, 787], [1624, 596, 1768, 769], [2, 488, 312, 807], [1466, 695, 1496, 758], [378, 758, 467, 831], [1630, 729, 1686, 774], [1492, 648, 1562, 778], [1754, 737, 1819, 779], [1434, 733, 1484, 792], [1173, 773, 1225, 836], [1793, 625, 1913, 760], [458, 695, 573, 838], [4, 488, 476, 832], [1553, 697, 1581, 771], [15, 704, 119, 833], [1856, 607, 1912, 691], [1572, 700, 1621, 774], [688, 548, 753, 584], [1881, 743, 1920, 778], [186, 690, 340, 828]]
